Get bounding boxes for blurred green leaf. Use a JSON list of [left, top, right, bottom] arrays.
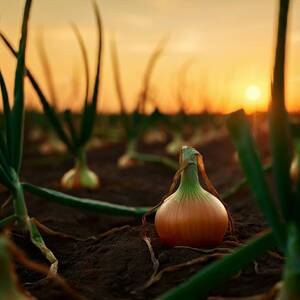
[[10, 0, 32, 173], [227, 110, 286, 249], [136, 37, 167, 114], [0, 164, 13, 189], [22, 182, 149, 217], [110, 36, 130, 133], [269, 0, 293, 222], [0, 215, 17, 229], [0, 237, 25, 297], [0, 135, 12, 177], [0, 134, 9, 163], [63, 109, 78, 146], [159, 231, 275, 300], [132, 152, 178, 171], [222, 163, 272, 200], [0, 32, 74, 154], [80, 1, 102, 146], [0, 72, 11, 160], [71, 24, 90, 110]]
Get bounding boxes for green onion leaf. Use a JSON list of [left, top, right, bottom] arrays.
[[79, 0, 102, 146], [0, 71, 11, 161], [137, 37, 167, 114], [226, 109, 286, 249], [269, 0, 293, 222], [22, 182, 149, 217], [159, 231, 275, 300], [36, 30, 58, 110], [63, 109, 78, 146], [0, 164, 14, 189], [71, 24, 90, 110], [0, 131, 9, 164], [0, 32, 74, 154], [110, 36, 130, 134], [10, 0, 32, 174], [0, 215, 17, 229]]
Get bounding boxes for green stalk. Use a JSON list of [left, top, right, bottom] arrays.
[[123, 138, 178, 171], [64, 109, 78, 146], [0, 215, 17, 229], [10, 0, 32, 174], [0, 133, 9, 164], [132, 152, 178, 171], [0, 72, 12, 162], [79, 0, 102, 146], [227, 110, 286, 250], [222, 163, 272, 200], [277, 223, 300, 300], [269, 0, 292, 222], [0, 32, 74, 153], [0, 237, 28, 300], [75, 148, 88, 169], [158, 231, 275, 300], [178, 147, 201, 192], [0, 164, 14, 190], [110, 36, 130, 132], [22, 183, 149, 217], [0, 238, 14, 293], [295, 140, 300, 226], [11, 171, 30, 231], [127, 138, 138, 156]]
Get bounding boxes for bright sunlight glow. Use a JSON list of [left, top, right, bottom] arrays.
[[245, 85, 262, 102]]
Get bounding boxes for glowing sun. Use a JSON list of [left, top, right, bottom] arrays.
[[245, 85, 262, 102]]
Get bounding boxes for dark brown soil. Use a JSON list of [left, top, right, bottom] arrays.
[[5, 122, 282, 300]]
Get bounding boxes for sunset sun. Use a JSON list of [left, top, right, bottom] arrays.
[[245, 85, 262, 102]]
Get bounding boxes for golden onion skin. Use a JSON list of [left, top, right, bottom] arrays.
[[61, 166, 99, 190], [155, 145, 229, 248], [155, 189, 228, 247]]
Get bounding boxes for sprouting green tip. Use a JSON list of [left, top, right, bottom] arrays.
[[180, 146, 199, 165]]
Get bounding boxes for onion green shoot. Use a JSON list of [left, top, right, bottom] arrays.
[[1, 1, 102, 190], [0, 0, 149, 278], [166, 60, 192, 155], [111, 36, 178, 170], [35, 31, 67, 155]]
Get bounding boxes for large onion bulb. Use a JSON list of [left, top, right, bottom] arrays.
[[155, 146, 229, 248]]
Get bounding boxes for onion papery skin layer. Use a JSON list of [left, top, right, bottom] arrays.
[[155, 188, 228, 247], [155, 146, 228, 248], [61, 165, 100, 190]]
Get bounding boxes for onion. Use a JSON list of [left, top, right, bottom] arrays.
[[117, 154, 138, 169], [61, 161, 99, 190], [290, 156, 298, 184], [166, 134, 185, 155], [38, 132, 66, 155], [155, 146, 229, 248]]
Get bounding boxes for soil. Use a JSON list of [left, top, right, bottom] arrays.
[[3, 120, 283, 300]]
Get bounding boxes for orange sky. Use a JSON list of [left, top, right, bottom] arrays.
[[0, 0, 300, 114]]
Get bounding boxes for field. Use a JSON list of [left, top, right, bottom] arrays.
[[3, 114, 279, 300], [1, 0, 299, 299]]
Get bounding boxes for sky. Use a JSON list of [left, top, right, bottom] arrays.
[[0, 0, 300, 114]]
